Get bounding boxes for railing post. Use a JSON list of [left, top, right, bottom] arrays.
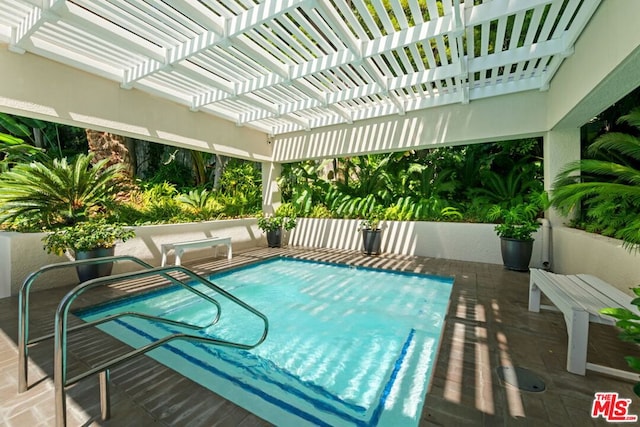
[[54, 292, 70, 427], [16, 256, 154, 393], [17, 285, 29, 393], [100, 370, 111, 420]]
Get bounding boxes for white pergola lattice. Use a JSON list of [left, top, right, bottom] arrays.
[[0, 0, 600, 137]]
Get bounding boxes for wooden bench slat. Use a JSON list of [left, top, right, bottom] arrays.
[[577, 274, 637, 311]]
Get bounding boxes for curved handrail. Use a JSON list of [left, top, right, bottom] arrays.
[[18, 255, 155, 393], [53, 265, 269, 427]]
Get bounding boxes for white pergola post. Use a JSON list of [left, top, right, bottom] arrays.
[[544, 128, 581, 227], [261, 161, 281, 215]]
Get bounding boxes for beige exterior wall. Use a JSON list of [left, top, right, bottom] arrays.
[[0, 218, 264, 298], [272, 91, 547, 162], [551, 226, 640, 296], [0, 46, 271, 161], [2, 219, 636, 300], [289, 218, 545, 268], [546, 0, 640, 130]]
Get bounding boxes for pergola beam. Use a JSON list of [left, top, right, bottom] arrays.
[[121, 0, 306, 88]]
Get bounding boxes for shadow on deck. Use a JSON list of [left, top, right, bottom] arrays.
[[0, 247, 637, 426]]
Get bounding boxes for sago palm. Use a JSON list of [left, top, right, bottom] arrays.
[[0, 153, 125, 228], [551, 108, 640, 251]]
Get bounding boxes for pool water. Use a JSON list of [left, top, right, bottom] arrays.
[[78, 258, 454, 426]]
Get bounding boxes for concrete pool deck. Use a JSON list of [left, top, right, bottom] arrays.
[[0, 247, 638, 426]]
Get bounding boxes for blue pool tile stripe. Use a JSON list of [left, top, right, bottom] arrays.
[[79, 257, 446, 426], [111, 318, 370, 426], [368, 328, 416, 426]]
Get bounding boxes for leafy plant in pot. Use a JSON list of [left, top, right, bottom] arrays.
[[42, 219, 136, 282], [487, 202, 541, 271], [358, 210, 383, 255], [257, 214, 296, 248]]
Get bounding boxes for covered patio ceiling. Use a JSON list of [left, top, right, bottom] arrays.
[[0, 0, 601, 138]]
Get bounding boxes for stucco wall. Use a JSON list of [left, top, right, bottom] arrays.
[[2, 219, 635, 299], [273, 91, 547, 162], [0, 46, 270, 161], [0, 218, 263, 298], [551, 226, 640, 295], [289, 218, 545, 267]]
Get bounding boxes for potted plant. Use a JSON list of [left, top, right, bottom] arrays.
[[487, 202, 541, 271], [42, 218, 136, 281], [358, 210, 383, 255], [257, 211, 296, 248]]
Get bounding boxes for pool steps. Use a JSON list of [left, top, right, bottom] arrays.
[[17, 256, 269, 427]]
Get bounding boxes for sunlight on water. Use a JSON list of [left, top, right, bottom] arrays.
[[79, 258, 453, 427]]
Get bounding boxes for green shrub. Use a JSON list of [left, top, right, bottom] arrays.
[[42, 218, 135, 255], [309, 205, 332, 218], [0, 153, 125, 229], [600, 288, 640, 397]]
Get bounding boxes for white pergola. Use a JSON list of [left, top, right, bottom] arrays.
[[0, 0, 639, 193], [0, 0, 602, 136]]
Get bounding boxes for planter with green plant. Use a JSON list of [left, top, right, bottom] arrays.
[[257, 204, 297, 248], [358, 209, 383, 255], [43, 219, 135, 281], [487, 202, 541, 271]]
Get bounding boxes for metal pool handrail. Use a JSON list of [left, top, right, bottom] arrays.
[[18, 255, 155, 393], [53, 265, 269, 427]]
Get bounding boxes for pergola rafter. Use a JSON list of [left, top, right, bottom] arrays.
[[0, 0, 602, 135]]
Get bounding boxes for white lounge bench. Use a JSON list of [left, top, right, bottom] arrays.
[[161, 237, 232, 266], [529, 268, 639, 380]]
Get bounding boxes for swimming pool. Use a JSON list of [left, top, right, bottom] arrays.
[[78, 258, 454, 426]]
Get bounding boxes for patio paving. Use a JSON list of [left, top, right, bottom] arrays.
[[0, 247, 638, 426]]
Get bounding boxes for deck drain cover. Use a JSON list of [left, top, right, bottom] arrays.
[[497, 366, 546, 392]]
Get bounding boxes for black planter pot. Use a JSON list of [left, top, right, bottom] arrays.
[[500, 237, 534, 271], [362, 229, 382, 255], [266, 228, 283, 248], [74, 246, 115, 282]]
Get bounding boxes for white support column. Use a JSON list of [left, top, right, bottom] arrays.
[[261, 161, 281, 214], [543, 128, 581, 227]]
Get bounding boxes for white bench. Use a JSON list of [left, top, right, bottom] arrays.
[[529, 268, 639, 380], [160, 237, 232, 266]]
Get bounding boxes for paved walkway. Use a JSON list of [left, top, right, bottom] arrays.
[[0, 248, 638, 426]]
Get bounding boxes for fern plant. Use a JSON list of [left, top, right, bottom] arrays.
[[551, 108, 640, 251], [487, 200, 542, 241], [0, 153, 125, 228]]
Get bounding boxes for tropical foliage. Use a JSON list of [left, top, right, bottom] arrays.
[[0, 153, 125, 229], [257, 203, 297, 232], [279, 139, 543, 223], [0, 133, 44, 172], [43, 219, 135, 255], [551, 108, 640, 252], [600, 288, 640, 397], [0, 112, 86, 157], [487, 198, 544, 241]]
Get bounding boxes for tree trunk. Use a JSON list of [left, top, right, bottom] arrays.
[[191, 150, 207, 186], [85, 129, 134, 179], [213, 154, 229, 190], [32, 127, 44, 148], [134, 139, 151, 179]]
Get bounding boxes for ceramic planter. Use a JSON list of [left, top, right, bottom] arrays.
[[266, 228, 283, 248], [74, 246, 115, 282], [362, 229, 382, 255], [500, 237, 533, 271]]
